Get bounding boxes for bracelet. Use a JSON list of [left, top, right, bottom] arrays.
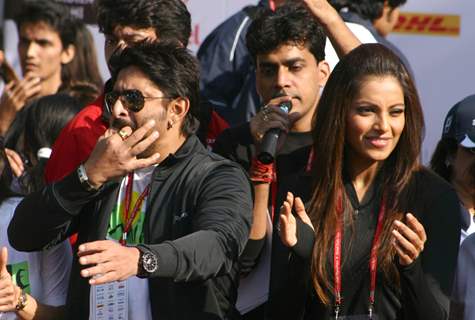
[[249, 158, 275, 183], [15, 288, 27, 311]]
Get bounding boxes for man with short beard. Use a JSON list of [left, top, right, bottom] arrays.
[[213, 1, 363, 319], [43, 0, 192, 183], [9, 42, 253, 320]]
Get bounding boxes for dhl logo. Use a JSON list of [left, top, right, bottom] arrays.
[[393, 12, 460, 37]]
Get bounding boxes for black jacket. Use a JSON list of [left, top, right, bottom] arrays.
[[197, 1, 269, 126], [8, 135, 253, 320]]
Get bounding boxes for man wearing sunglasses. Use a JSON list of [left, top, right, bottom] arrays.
[[9, 42, 253, 320], [43, 0, 192, 184]]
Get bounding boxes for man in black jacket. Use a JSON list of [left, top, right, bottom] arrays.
[[197, 0, 287, 126], [213, 2, 362, 319], [8, 42, 253, 320]]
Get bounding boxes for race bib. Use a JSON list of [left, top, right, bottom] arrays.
[[90, 280, 128, 320]]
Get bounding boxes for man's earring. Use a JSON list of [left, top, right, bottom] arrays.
[[167, 120, 174, 130], [445, 156, 453, 168]]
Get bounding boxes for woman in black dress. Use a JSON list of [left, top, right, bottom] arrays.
[[278, 43, 460, 320]]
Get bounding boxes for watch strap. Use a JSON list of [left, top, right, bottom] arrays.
[[136, 245, 158, 278], [77, 164, 98, 192], [15, 288, 27, 311]]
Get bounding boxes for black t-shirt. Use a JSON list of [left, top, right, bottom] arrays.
[[213, 123, 314, 314]]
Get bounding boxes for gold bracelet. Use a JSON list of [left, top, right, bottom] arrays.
[[15, 289, 27, 311]]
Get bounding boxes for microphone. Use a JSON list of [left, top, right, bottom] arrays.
[[257, 100, 292, 164]]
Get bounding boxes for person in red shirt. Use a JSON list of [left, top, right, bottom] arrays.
[[44, 0, 206, 183]]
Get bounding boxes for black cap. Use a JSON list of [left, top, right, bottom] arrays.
[[442, 94, 475, 148]]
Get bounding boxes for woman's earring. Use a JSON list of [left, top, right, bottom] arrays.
[[167, 120, 174, 130]]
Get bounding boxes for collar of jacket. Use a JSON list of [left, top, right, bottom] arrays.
[[154, 134, 203, 170]]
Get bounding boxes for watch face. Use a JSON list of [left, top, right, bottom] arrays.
[[142, 252, 158, 273]]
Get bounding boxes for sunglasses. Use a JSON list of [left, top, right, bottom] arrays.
[[105, 89, 172, 113]]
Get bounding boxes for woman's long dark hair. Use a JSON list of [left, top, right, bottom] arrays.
[[0, 94, 81, 203], [308, 43, 424, 304], [60, 22, 103, 105]]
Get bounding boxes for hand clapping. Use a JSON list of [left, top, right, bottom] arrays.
[[279, 192, 314, 248], [392, 213, 427, 266]]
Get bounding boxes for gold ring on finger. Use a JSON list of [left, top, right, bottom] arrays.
[[257, 131, 264, 141], [118, 129, 129, 141]]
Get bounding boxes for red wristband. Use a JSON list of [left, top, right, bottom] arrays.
[[249, 158, 275, 183]]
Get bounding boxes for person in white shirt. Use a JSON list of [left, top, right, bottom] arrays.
[[0, 94, 80, 319]]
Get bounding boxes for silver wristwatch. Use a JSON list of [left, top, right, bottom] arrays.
[[136, 246, 158, 278], [77, 164, 98, 192]]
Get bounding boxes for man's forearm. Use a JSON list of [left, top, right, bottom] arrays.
[[249, 183, 270, 240], [305, 0, 361, 58], [8, 168, 97, 251], [0, 108, 15, 136]]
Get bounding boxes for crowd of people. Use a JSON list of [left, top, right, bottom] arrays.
[[0, 0, 473, 320]]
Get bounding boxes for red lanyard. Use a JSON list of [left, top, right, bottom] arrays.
[[269, 0, 276, 11], [119, 172, 150, 246], [333, 191, 386, 319]]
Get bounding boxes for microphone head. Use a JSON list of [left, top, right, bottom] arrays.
[[279, 100, 292, 113], [257, 98, 293, 164]]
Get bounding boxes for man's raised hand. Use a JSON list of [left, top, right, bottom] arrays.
[[84, 119, 160, 189]]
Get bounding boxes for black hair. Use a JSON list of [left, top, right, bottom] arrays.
[[96, 0, 191, 47], [61, 21, 103, 93], [110, 41, 200, 136], [388, 0, 407, 9], [429, 137, 458, 182], [330, 0, 407, 21], [430, 137, 475, 190], [24, 94, 81, 160], [14, 0, 78, 49], [0, 94, 81, 202], [60, 82, 101, 108], [246, 2, 326, 63]]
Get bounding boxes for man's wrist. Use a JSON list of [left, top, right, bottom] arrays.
[[135, 245, 159, 278], [315, 3, 340, 28], [77, 163, 101, 191], [249, 158, 275, 184], [82, 162, 104, 189], [15, 287, 27, 312], [125, 246, 140, 277]]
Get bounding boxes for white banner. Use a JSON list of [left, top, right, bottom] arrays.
[[388, 1, 475, 162]]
